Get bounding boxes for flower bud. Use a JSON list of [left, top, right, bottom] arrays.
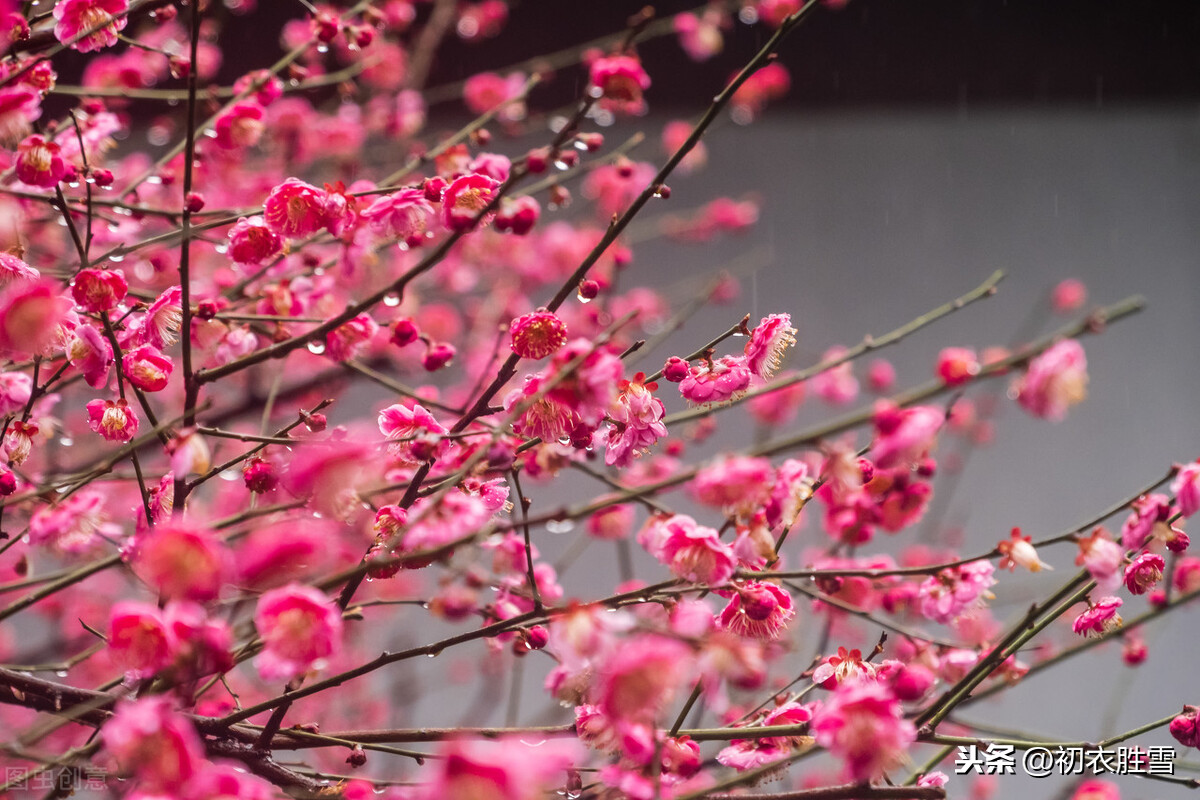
[[390, 318, 420, 347], [422, 342, 455, 371], [662, 357, 689, 383]]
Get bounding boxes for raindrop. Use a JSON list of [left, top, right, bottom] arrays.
[[109, 254, 125, 263], [59, 437, 73, 447], [573, 140, 588, 151], [576, 292, 592, 304], [215, 244, 228, 254], [587, 85, 604, 99], [364, 575, 374, 583], [546, 519, 575, 534], [383, 293, 401, 307], [557, 435, 571, 445], [107, 223, 120, 233], [147, 176, 163, 185], [738, 6, 759, 23], [307, 341, 326, 355], [316, 44, 329, 54], [519, 738, 547, 747], [553, 160, 569, 171], [219, 469, 240, 481], [66, 182, 80, 189], [55, 670, 68, 678]]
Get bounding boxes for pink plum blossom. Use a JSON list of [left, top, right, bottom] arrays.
[[86, 397, 138, 441], [1072, 596, 1123, 638], [254, 583, 344, 682], [812, 680, 915, 781], [54, 0, 129, 52], [1012, 338, 1088, 421], [678, 355, 752, 405], [744, 313, 796, 379]]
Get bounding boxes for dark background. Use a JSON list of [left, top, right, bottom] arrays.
[[225, 0, 1200, 108]]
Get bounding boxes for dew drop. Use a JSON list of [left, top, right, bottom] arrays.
[[307, 341, 326, 355], [55, 670, 68, 678], [219, 469, 240, 481], [317, 44, 329, 54], [576, 291, 592, 304], [383, 293, 401, 307], [546, 519, 575, 534], [107, 223, 120, 233], [553, 160, 569, 171], [109, 254, 125, 263], [59, 437, 73, 447]]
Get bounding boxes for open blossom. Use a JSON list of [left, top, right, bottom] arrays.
[[653, 514, 737, 585], [1013, 338, 1088, 421], [54, 0, 129, 52], [362, 187, 433, 241], [1172, 461, 1200, 518], [1076, 527, 1124, 592], [589, 53, 651, 115], [510, 309, 567, 359], [0, 252, 39, 287], [212, 100, 265, 149], [717, 701, 812, 772], [935, 346, 980, 385], [597, 633, 692, 728], [29, 490, 116, 555], [811, 345, 859, 405], [918, 561, 996, 623], [226, 215, 283, 264], [0, 371, 32, 415], [72, 267, 127, 312], [108, 600, 173, 679], [870, 401, 943, 469], [1124, 552, 1165, 595], [440, 172, 501, 230], [102, 697, 204, 792], [0, 279, 74, 357], [325, 313, 378, 361], [463, 71, 528, 120], [678, 355, 752, 405], [128, 285, 183, 349], [690, 455, 774, 520], [263, 178, 343, 238], [378, 402, 447, 462], [132, 521, 228, 602], [1120, 492, 1173, 550], [15, 134, 68, 186], [744, 313, 796, 379], [415, 737, 580, 800], [123, 344, 173, 391], [604, 373, 667, 467], [719, 581, 795, 640], [254, 583, 344, 682], [812, 681, 915, 781], [68, 323, 113, 388], [86, 397, 138, 441], [1072, 596, 1123, 638]]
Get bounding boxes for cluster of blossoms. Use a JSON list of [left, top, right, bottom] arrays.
[[0, 2, 1186, 800]]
